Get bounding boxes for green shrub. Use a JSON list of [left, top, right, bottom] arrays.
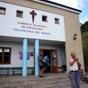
[[83, 77, 88, 83]]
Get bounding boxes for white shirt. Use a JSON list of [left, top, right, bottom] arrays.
[[70, 58, 78, 71], [42, 56, 49, 63]]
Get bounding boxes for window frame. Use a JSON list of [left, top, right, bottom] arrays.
[[16, 10, 23, 18], [55, 18, 60, 24], [0, 7, 6, 15], [0, 47, 11, 64], [42, 15, 48, 22]]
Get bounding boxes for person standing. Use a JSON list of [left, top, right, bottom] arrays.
[[69, 52, 81, 88]]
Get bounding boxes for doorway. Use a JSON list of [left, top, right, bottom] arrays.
[[43, 49, 51, 72], [39, 49, 58, 73]]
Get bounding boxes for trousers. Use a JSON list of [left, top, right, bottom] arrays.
[[69, 70, 80, 88]]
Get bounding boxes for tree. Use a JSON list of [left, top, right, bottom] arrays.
[[81, 21, 88, 33], [81, 21, 88, 71]]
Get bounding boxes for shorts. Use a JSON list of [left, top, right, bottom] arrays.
[[39, 61, 47, 69]]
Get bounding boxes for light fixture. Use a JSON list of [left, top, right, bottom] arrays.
[[73, 33, 77, 40]]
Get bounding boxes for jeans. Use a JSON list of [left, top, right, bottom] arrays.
[[69, 70, 80, 88]]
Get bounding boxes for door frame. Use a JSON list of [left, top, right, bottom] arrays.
[[51, 48, 58, 73], [39, 48, 58, 73]]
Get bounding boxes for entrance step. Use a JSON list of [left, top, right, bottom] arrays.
[[0, 73, 87, 88]]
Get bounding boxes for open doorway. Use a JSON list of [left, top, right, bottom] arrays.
[[43, 49, 51, 72], [39, 49, 58, 73]]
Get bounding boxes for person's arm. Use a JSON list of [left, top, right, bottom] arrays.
[[69, 58, 77, 66]]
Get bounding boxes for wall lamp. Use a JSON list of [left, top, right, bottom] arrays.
[[73, 33, 77, 40]]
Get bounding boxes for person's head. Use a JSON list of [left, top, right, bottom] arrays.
[[39, 55, 43, 60], [71, 52, 76, 58]]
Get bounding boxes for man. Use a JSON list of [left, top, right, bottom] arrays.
[[69, 52, 81, 88], [39, 55, 49, 78]]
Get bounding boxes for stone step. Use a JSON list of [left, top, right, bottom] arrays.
[[0, 82, 70, 88], [0, 80, 70, 88], [0, 73, 87, 88], [0, 74, 70, 88], [0, 75, 70, 85]]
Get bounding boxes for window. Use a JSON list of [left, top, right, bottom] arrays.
[[42, 15, 47, 22], [55, 18, 59, 24], [0, 7, 6, 15], [16, 10, 23, 18], [0, 47, 11, 64]]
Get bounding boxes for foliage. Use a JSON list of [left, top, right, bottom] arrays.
[[83, 77, 88, 83], [81, 21, 88, 57], [81, 21, 88, 33], [82, 32, 88, 57]]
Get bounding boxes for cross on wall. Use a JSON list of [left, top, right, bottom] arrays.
[[30, 10, 37, 23]]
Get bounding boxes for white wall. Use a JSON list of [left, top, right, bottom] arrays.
[[0, 42, 34, 67], [58, 47, 66, 67], [0, 2, 65, 41], [0, 42, 66, 68]]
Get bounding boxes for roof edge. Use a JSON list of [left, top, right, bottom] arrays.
[[33, 0, 81, 14]]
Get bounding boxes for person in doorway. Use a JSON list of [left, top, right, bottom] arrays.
[[69, 52, 81, 88], [39, 55, 49, 78]]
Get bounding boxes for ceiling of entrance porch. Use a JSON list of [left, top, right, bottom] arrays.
[[0, 36, 65, 46]]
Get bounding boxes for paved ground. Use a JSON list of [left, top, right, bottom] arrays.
[[0, 73, 88, 88]]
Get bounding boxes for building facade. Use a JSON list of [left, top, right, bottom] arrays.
[[0, 0, 84, 76]]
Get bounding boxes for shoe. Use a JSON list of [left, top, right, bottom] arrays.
[[39, 75, 44, 78]]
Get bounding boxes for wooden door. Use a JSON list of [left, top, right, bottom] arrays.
[[51, 49, 58, 73]]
